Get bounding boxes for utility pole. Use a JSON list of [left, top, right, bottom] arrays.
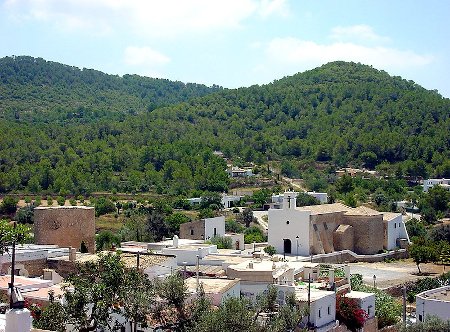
[[402, 286, 407, 324], [307, 273, 311, 328], [9, 221, 16, 309]]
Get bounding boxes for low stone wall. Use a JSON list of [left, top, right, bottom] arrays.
[[309, 249, 408, 264], [0, 259, 47, 277]]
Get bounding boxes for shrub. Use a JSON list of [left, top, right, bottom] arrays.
[[264, 245, 276, 256], [208, 236, 232, 249]]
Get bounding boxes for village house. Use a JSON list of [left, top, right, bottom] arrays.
[[422, 178, 450, 192], [179, 216, 225, 241], [185, 277, 240, 306], [416, 285, 450, 322], [268, 192, 410, 256]]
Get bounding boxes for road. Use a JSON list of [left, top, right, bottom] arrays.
[[253, 210, 269, 231]]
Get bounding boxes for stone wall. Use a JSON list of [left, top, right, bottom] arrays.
[[333, 224, 354, 252], [1, 259, 47, 277], [179, 220, 205, 240], [34, 206, 95, 253], [343, 215, 384, 255]]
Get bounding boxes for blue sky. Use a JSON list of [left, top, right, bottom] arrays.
[[1, 0, 449, 97]]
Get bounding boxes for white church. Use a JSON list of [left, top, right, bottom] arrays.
[[268, 192, 410, 256]]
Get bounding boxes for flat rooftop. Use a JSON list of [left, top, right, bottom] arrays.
[[418, 286, 450, 302], [296, 203, 350, 215], [295, 287, 335, 301], [185, 277, 239, 294], [346, 290, 375, 299]]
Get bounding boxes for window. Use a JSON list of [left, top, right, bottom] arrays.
[[318, 309, 321, 318], [394, 223, 397, 228], [327, 306, 331, 315], [419, 314, 423, 322], [214, 227, 217, 236], [190, 229, 194, 236], [323, 222, 328, 230], [368, 305, 372, 316], [286, 220, 290, 225]]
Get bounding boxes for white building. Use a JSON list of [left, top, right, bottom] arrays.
[[423, 178, 450, 192], [268, 192, 410, 256], [416, 285, 450, 322], [307, 192, 328, 204], [268, 192, 311, 256], [179, 216, 226, 241], [346, 291, 376, 319], [185, 277, 240, 306], [383, 213, 410, 250], [227, 166, 253, 177], [221, 194, 242, 208]]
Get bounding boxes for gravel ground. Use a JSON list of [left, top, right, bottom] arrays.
[[349, 259, 446, 289]]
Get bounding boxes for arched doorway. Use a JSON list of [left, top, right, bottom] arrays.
[[283, 239, 292, 254]]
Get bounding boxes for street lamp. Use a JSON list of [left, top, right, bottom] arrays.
[[373, 275, 377, 289], [296, 236, 299, 261]]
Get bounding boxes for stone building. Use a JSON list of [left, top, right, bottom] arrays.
[[179, 216, 225, 241], [268, 192, 409, 256], [34, 206, 95, 253]]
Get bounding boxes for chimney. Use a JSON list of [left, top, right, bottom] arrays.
[[43, 269, 53, 280], [69, 247, 77, 262]]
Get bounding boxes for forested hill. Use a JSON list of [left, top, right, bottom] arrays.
[[0, 56, 222, 122], [0, 58, 449, 195]]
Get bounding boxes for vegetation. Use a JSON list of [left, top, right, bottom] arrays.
[[336, 295, 368, 331], [0, 57, 449, 198], [399, 315, 450, 332], [350, 274, 401, 328], [207, 235, 232, 249]]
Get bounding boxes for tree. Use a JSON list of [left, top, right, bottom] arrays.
[[154, 272, 188, 327], [244, 226, 266, 244], [296, 193, 321, 207], [32, 290, 66, 332], [94, 197, 116, 217], [120, 267, 155, 332], [96, 230, 121, 251], [146, 208, 169, 241], [63, 253, 151, 332], [0, 219, 32, 254], [241, 208, 254, 228], [165, 212, 191, 235], [225, 220, 245, 233], [336, 174, 354, 194], [264, 245, 276, 256], [0, 196, 18, 214], [409, 242, 438, 274]]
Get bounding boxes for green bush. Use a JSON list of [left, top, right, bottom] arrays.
[[208, 236, 232, 249]]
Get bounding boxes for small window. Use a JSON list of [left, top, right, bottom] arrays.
[[214, 227, 217, 236], [394, 223, 397, 228], [286, 220, 290, 225], [327, 306, 331, 315], [368, 305, 372, 316], [419, 314, 423, 322], [190, 229, 194, 235], [318, 309, 321, 318], [323, 222, 328, 230]]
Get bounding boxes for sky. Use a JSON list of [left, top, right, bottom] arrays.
[[1, 0, 450, 97]]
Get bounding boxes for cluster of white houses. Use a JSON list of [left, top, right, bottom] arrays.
[[7, 190, 450, 332]]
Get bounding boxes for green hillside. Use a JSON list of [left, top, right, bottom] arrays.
[[0, 57, 449, 195], [0, 56, 221, 122]]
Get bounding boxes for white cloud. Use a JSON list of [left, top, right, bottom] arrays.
[[4, 0, 289, 37], [124, 46, 170, 66], [252, 25, 433, 81], [330, 25, 391, 44], [258, 0, 289, 18], [265, 37, 433, 69]]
